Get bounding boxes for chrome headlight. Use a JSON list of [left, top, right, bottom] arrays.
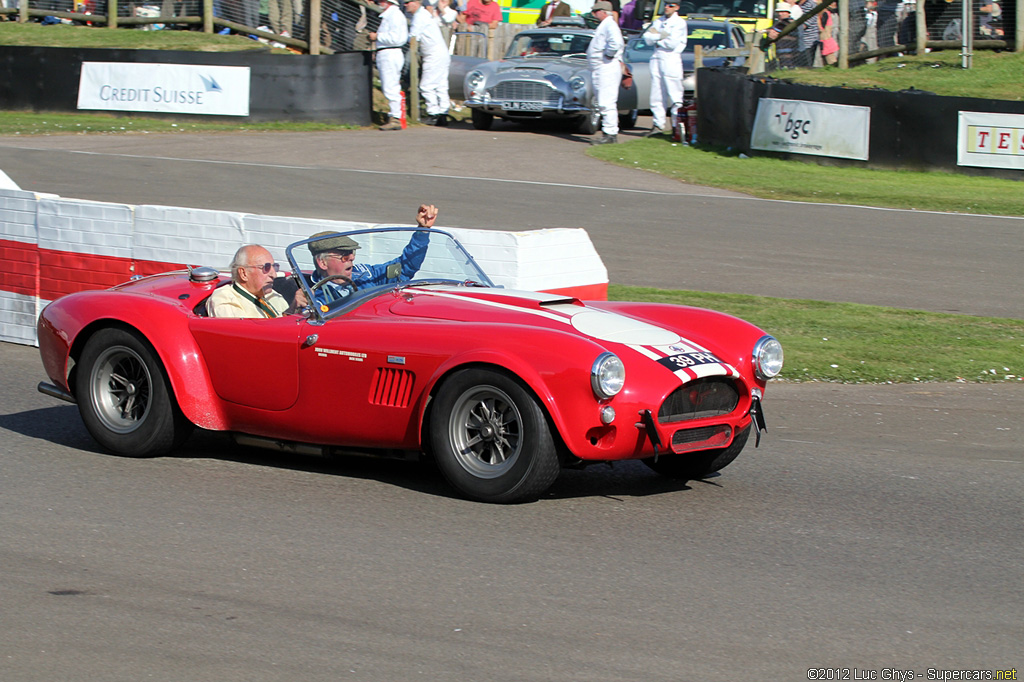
[[569, 76, 587, 93], [466, 70, 486, 94], [753, 336, 784, 381], [591, 352, 625, 399]]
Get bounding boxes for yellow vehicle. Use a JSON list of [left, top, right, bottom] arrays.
[[498, 0, 551, 25], [635, 0, 777, 33], [497, 0, 776, 32]]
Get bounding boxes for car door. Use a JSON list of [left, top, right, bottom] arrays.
[[189, 315, 304, 411]]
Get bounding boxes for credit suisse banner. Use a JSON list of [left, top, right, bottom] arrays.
[[78, 62, 251, 116], [751, 98, 870, 161], [957, 111, 1024, 171]]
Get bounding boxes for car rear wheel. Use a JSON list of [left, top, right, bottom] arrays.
[[642, 423, 750, 480], [76, 327, 192, 457], [619, 109, 638, 130], [430, 369, 560, 503], [470, 108, 494, 130]]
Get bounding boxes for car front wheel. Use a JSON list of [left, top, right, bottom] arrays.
[[642, 423, 751, 480], [429, 369, 560, 503], [470, 108, 494, 130], [75, 327, 192, 457], [577, 109, 600, 135]]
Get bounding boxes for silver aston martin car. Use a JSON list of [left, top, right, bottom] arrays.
[[463, 26, 639, 134]]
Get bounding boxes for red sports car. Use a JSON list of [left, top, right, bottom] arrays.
[[37, 227, 783, 503]]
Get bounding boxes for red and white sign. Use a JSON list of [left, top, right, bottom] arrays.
[[958, 111, 1024, 171]]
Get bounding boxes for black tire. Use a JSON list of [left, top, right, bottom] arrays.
[[470, 108, 494, 131], [75, 327, 193, 457], [643, 423, 751, 480], [619, 109, 638, 130], [577, 109, 600, 135], [429, 369, 560, 503]]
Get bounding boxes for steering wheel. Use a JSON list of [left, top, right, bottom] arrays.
[[311, 274, 358, 292]]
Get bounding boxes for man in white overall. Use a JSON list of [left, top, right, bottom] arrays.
[[643, 0, 687, 137], [369, 0, 409, 131], [586, 0, 625, 145], [407, 0, 452, 126]]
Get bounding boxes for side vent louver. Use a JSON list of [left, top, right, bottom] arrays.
[[370, 368, 415, 408]]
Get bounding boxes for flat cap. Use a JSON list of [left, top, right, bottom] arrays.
[[308, 231, 362, 255], [592, 1, 613, 11]]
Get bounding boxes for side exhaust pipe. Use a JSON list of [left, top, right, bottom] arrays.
[[38, 382, 76, 404]]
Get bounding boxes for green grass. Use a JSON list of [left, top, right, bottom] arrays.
[[0, 22, 287, 52], [0, 110, 359, 135], [609, 285, 1024, 384], [776, 49, 1024, 102], [589, 140, 1024, 215]]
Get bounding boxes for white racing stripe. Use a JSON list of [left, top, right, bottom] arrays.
[[411, 288, 741, 380]]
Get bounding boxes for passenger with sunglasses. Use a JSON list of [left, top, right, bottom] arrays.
[[305, 204, 439, 307], [207, 244, 301, 318]]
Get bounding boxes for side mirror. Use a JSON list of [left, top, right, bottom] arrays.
[[386, 262, 402, 280]]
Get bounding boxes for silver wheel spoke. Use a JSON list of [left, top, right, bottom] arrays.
[[449, 385, 525, 479]]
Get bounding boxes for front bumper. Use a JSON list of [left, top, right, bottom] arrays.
[[465, 78, 589, 118], [464, 99, 590, 119]]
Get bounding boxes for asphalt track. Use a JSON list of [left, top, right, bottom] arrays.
[[0, 124, 1021, 681]]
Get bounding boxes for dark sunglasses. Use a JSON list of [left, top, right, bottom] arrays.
[[247, 262, 280, 274]]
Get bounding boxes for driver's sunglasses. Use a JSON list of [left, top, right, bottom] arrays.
[[248, 262, 280, 274], [326, 251, 356, 263]]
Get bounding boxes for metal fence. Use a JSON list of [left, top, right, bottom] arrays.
[[0, 0, 384, 54], [760, 0, 1017, 71], [2, 0, 1016, 63]]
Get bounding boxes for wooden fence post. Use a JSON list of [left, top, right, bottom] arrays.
[[310, 0, 322, 55], [108, 0, 118, 28], [915, 0, 926, 54], [203, 0, 213, 34], [409, 37, 420, 123], [838, 0, 848, 68]]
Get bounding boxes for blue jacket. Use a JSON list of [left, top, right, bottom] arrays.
[[311, 230, 430, 305]]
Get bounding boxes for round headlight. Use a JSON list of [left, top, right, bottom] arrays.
[[591, 352, 625, 399], [753, 336, 784, 380], [466, 70, 485, 92], [569, 76, 586, 93]]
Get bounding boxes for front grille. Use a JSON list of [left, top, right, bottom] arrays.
[[369, 368, 415, 408], [670, 424, 732, 454], [658, 378, 739, 423], [487, 81, 560, 105]]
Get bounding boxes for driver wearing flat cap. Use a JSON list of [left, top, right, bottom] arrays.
[[306, 204, 439, 306]]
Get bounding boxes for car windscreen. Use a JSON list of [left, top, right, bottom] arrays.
[[506, 33, 592, 58], [624, 25, 730, 62]]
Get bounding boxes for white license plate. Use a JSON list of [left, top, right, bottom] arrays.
[[502, 101, 543, 112]]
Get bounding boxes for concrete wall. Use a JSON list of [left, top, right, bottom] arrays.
[[0, 185, 609, 346]]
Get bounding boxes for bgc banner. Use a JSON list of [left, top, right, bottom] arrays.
[[751, 98, 870, 161], [958, 111, 1024, 171], [77, 63, 251, 116]]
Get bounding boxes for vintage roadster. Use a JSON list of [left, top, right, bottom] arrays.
[[463, 26, 640, 134], [37, 227, 782, 503]]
